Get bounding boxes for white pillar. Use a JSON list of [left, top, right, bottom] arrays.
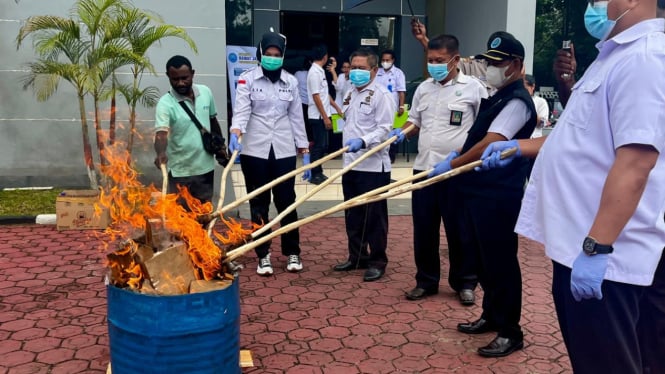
[[444, 0, 536, 73]]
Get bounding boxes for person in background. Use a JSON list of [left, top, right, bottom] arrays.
[[307, 44, 342, 185], [523, 74, 550, 138], [390, 34, 486, 305], [333, 48, 395, 282], [375, 50, 407, 117], [295, 56, 313, 145], [154, 55, 225, 206], [230, 32, 310, 276], [328, 58, 352, 109], [429, 32, 536, 358], [481, 1, 665, 372]]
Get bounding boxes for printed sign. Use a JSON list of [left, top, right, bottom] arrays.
[[226, 45, 258, 109], [360, 38, 379, 46]]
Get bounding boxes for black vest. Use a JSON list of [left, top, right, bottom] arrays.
[[458, 79, 537, 196]]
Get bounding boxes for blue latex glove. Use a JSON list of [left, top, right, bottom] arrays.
[[229, 133, 242, 153], [345, 138, 364, 153], [475, 140, 521, 171], [388, 129, 405, 144], [302, 153, 311, 181], [570, 252, 610, 301], [428, 151, 459, 178]]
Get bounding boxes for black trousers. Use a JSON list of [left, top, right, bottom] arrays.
[[342, 170, 390, 270], [168, 170, 214, 208], [459, 192, 523, 341], [240, 148, 300, 259], [302, 104, 312, 142], [552, 253, 665, 374], [412, 173, 478, 292], [308, 118, 329, 177]]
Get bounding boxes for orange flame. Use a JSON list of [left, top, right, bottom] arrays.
[[98, 143, 254, 287]]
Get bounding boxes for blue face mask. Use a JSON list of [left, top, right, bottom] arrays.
[[584, 1, 630, 40], [427, 63, 450, 82], [261, 55, 283, 71], [349, 69, 371, 87]]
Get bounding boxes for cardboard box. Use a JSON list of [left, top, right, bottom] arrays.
[[56, 190, 110, 231]]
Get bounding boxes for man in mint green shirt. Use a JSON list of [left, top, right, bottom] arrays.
[[154, 55, 224, 205]]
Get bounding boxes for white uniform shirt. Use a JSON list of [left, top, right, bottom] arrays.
[[408, 72, 487, 170], [516, 19, 665, 286], [307, 63, 332, 119], [294, 70, 309, 105], [530, 95, 550, 138], [341, 79, 395, 172], [333, 73, 350, 108], [375, 66, 406, 109], [488, 99, 531, 138], [230, 67, 309, 159]]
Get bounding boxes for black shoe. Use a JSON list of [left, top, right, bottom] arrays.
[[309, 173, 328, 185], [363, 268, 384, 282], [333, 260, 368, 271], [477, 336, 524, 357], [458, 289, 475, 306], [457, 318, 497, 334], [405, 287, 438, 300]]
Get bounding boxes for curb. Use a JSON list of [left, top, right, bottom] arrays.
[[0, 216, 37, 225], [0, 214, 56, 225]]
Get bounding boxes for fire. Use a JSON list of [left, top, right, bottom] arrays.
[[97, 143, 255, 289]]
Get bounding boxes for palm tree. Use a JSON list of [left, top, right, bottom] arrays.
[[16, 0, 135, 187], [107, 7, 197, 154], [16, 15, 100, 188]]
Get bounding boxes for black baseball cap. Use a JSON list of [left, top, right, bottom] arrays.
[[475, 31, 525, 62]]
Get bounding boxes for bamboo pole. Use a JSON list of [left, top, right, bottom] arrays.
[[207, 136, 242, 234], [249, 124, 415, 239], [210, 146, 348, 220], [160, 163, 168, 225], [225, 146, 515, 262]]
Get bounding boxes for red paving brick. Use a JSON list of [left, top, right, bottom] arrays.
[[0, 218, 572, 373]]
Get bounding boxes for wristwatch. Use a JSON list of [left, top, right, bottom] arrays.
[[582, 236, 614, 256]]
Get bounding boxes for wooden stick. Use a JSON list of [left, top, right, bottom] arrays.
[[215, 146, 348, 217], [225, 148, 516, 262], [160, 163, 168, 225], [207, 136, 242, 234], [249, 124, 415, 239]]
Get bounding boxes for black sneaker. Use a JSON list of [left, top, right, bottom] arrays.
[[309, 174, 329, 185]]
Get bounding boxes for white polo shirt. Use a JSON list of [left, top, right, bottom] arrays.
[[307, 63, 332, 119], [408, 72, 487, 171], [516, 19, 665, 286], [375, 66, 406, 109], [230, 67, 309, 160], [530, 95, 550, 138], [342, 79, 395, 172]]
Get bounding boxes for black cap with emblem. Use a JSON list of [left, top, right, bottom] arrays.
[[475, 31, 525, 62]]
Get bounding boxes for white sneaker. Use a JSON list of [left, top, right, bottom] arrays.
[[256, 254, 273, 276], [286, 255, 303, 272]]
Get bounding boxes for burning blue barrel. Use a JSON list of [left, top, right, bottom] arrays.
[[106, 280, 240, 374]]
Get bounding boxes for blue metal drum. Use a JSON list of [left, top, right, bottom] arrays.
[[106, 279, 240, 374]]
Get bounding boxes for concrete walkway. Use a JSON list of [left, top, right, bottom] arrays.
[[0, 211, 572, 373]]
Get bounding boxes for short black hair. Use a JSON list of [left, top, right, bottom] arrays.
[[311, 44, 328, 61], [381, 49, 395, 60], [166, 55, 192, 71], [524, 74, 536, 86], [427, 34, 460, 54], [350, 48, 379, 68]]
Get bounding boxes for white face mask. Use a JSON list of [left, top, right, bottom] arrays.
[[381, 61, 393, 70], [486, 65, 512, 88]]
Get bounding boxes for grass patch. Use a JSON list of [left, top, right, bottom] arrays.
[[0, 189, 64, 216]]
